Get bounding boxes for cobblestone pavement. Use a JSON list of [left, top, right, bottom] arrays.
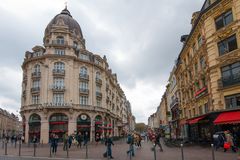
[[0, 140, 238, 160]]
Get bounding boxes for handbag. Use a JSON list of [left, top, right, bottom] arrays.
[[224, 142, 230, 149]]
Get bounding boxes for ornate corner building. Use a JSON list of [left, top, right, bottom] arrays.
[[20, 8, 133, 143]]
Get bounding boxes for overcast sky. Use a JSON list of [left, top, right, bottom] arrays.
[[0, 0, 204, 123]]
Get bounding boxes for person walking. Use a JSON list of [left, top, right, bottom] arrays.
[[76, 132, 83, 148], [126, 133, 135, 157], [50, 134, 58, 156], [63, 132, 68, 151], [68, 134, 73, 149], [154, 132, 163, 151], [224, 130, 236, 152], [105, 134, 114, 159], [95, 133, 100, 145], [83, 132, 89, 146]]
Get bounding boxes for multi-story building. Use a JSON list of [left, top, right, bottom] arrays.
[[20, 8, 133, 143], [176, 0, 240, 142], [150, 0, 240, 142], [166, 67, 181, 139], [0, 108, 20, 138]]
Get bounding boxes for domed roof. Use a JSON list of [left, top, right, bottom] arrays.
[[44, 8, 83, 38]]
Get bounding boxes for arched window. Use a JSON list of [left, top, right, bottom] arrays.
[[29, 113, 41, 123], [56, 36, 64, 45], [96, 72, 101, 80], [54, 62, 65, 70], [33, 64, 40, 73], [80, 67, 87, 76], [28, 114, 41, 143]]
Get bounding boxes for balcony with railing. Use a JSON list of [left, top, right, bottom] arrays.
[[79, 74, 89, 80], [96, 91, 102, 98], [79, 88, 89, 94], [50, 40, 68, 47], [170, 98, 179, 109], [218, 74, 240, 89], [52, 69, 65, 76], [51, 85, 65, 92], [96, 78, 102, 85], [31, 87, 40, 93], [31, 72, 41, 79]]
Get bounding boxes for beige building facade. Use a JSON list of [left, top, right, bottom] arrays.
[[20, 8, 133, 143], [149, 0, 240, 141], [0, 108, 20, 138]]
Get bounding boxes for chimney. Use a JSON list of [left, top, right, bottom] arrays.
[[191, 11, 200, 27]]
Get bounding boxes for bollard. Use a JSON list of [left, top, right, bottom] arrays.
[[85, 143, 88, 159], [49, 143, 52, 157], [2, 139, 4, 149], [66, 143, 69, 158], [181, 143, 184, 160], [15, 140, 17, 148], [153, 145, 156, 160], [211, 144, 215, 160], [129, 144, 132, 160], [4, 141, 7, 155], [33, 143, 36, 157], [18, 140, 21, 156]]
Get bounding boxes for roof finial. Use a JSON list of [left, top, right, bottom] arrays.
[[64, 0, 68, 9]]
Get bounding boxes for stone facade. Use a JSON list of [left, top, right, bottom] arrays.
[[149, 0, 240, 141], [0, 108, 20, 138], [20, 8, 133, 143]]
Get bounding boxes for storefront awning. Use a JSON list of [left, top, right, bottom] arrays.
[[214, 111, 240, 125], [188, 116, 206, 124]]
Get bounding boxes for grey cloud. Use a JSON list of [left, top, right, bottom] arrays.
[[0, 0, 204, 123]]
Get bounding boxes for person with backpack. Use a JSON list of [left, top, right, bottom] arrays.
[[105, 134, 114, 159], [126, 133, 135, 157], [154, 132, 163, 151], [76, 132, 83, 148]]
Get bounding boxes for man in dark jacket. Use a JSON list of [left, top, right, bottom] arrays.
[[105, 134, 114, 159], [154, 132, 163, 151]]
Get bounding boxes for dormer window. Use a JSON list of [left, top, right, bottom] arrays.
[[56, 36, 64, 45], [55, 49, 65, 55]]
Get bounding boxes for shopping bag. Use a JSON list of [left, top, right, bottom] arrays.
[[224, 142, 230, 149], [103, 152, 107, 157]]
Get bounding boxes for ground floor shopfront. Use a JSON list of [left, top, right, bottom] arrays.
[[21, 108, 123, 144], [186, 109, 240, 143]]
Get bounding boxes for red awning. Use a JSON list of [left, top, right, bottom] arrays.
[[214, 111, 240, 125], [188, 116, 206, 124]]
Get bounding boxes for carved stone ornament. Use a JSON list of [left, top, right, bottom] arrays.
[[69, 108, 74, 114], [56, 18, 65, 26], [43, 108, 48, 114]]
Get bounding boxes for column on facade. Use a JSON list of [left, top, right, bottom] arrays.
[[68, 117, 76, 136], [25, 120, 29, 143], [90, 115, 95, 142], [40, 118, 49, 144]]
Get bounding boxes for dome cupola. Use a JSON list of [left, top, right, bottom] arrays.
[[44, 7, 84, 45]]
